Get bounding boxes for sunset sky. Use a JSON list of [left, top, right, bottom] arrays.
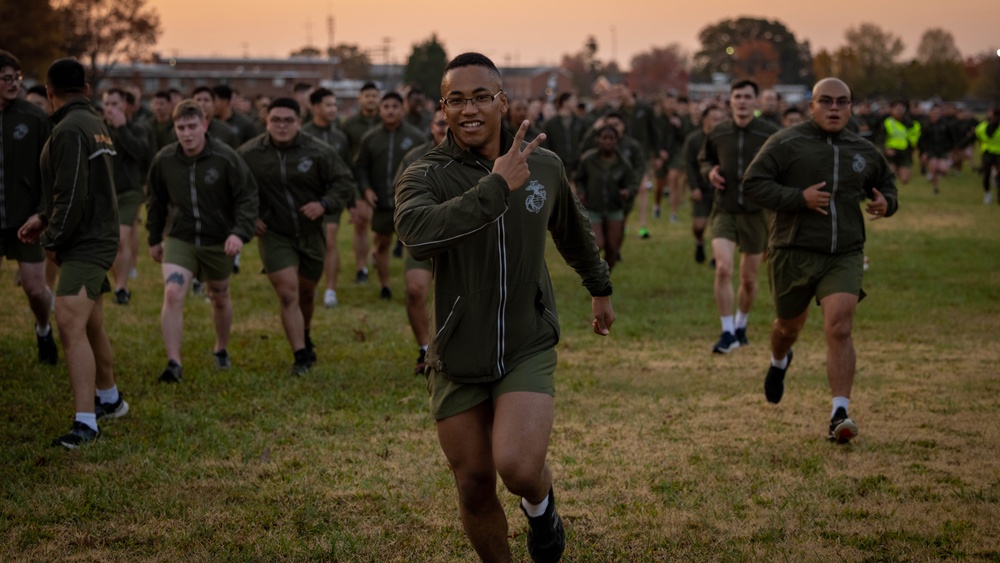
[[152, 0, 998, 68]]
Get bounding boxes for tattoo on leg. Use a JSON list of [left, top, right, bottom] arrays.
[[166, 272, 186, 286]]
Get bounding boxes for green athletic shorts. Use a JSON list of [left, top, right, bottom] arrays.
[[258, 229, 325, 281], [163, 237, 231, 282], [427, 347, 557, 421], [886, 149, 913, 168], [117, 190, 143, 226], [710, 209, 769, 254], [768, 248, 865, 319], [691, 189, 714, 219], [404, 247, 432, 273], [0, 228, 44, 263], [371, 209, 395, 235], [322, 207, 345, 226], [588, 209, 626, 224], [56, 260, 110, 299]]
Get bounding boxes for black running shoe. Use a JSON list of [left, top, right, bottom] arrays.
[[521, 487, 565, 563], [392, 239, 403, 258], [113, 288, 131, 305], [828, 407, 858, 444], [95, 393, 130, 420], [380, 286, 392, 300], [291, 349, 311, 376], [695, 243, 706, 264], [304, 332, 317, 366], [213, 349, 231, 369], [712, 331, 740, 354], [735, 327, 749, 346], [414, 348, 427, 375], [764, 350, 792, 404], [52, 421, 100, 449], [159, 360, 182, 383], [37, 328, 58, 365], [355, 269, 368, 284]]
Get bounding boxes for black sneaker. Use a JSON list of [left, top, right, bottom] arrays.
[[113, 288, 131, 305], [159, 360, 182, 383], [52, 421, 100, 449], [380, 286, 392, 300], [37, 327, 58, 365], [764, 350, 792, 404], [735, 327, 749, 346], [521, 487, 565, 563], [291, 349, 311, 376], [392, 239, 403, 258], [355, 269, 368, 284], [712, 331, 740, 354], [828, 407, 858, 444], [414, 348, 427, 375], [694, 243, 706, 264], [95, 393, 130, 420], [304, 332, 317, 366], [213, 349, 231, 369]]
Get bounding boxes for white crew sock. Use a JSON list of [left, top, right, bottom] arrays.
[[96, 385, 119, 405], [735, 311, 749, 329], [420, 344, 428, 352], [521, 495, 549, 518], [720, 316, 735, 334], [831, 396, 850, 418], [36, 324, 51, 337], [75, 412, 98, 432], [770, 354, 789, 369]]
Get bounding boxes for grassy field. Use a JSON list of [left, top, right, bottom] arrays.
[[2, 170, 999, 562]]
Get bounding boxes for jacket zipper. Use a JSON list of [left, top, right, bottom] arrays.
[[828, 137, 839, 254], [475, 159, 506, 376], [385, 130, 396, 197], [0, 118, 6, 228], [277, 150, 301, 236], [737, 129, 745, 206], [190, 164, 201, 246]]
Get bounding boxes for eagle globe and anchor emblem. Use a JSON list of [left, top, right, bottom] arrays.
[[524, 180, 547, 213]]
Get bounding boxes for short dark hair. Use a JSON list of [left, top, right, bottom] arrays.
[[0, 50, 21, 72], [154, 90, 171, 101], [360, 81, 379, 93], [700, 104, 721, 120], [730, 79, 759, 96], [172, 99, 205, 121], [192, 86, 215, 99], [597, 124, 620, 139], [677, 95, 689, 104], [309, 87, 334, 106], [556, 92, 574, 109], [890, 99, 907, 108], [292, 82, 313, 94], [604, 111, 624, 122], [27, 85, 47, 97], [782, 106, 803, 117], [47, 58, 87, 96], [381, 91, 403, 104], [104, 87, 126, 100], [267, 97, 301, 115], [443, 53, 502, 86], [212, 84, 234, 100], [168, 88, 183, 98], [407, 85, 424, 98], [124, 91, 136, 105]]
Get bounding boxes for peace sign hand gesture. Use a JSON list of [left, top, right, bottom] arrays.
[[493, 120, 546, 191]]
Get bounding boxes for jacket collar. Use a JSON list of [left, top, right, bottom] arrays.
[[50, 97, 97, 125], [173, 133, 217, 163], [443, 127, 516, 167]]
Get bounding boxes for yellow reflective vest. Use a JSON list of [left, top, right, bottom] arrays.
[[884, 117, 910, 151], [975, 121, 1000, 155]]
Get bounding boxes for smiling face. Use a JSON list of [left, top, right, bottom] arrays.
[[441, 64, 506, 160]]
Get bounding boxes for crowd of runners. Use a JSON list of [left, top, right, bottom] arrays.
[[4, 46, 1000, 562]]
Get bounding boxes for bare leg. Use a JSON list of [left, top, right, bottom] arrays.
[[111, 224, 133, 290], [267, 267, 305, 352], [737, 252, 763, 316], [712, 238, 737, 318], [17, 261, 51, 329], [206, 278, 232, 354], [55, 287, 99, 415], [604, 219, 624, 271], [820, 293, 859, 398], [324, 222, 340, 292], [160, 264, 194, 364], [404, 268, 432, 347], [373, 232, 393, 289]]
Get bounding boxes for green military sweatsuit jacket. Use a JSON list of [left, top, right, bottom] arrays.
[[698, 117, 780, 214], [1, 98, 51, 230], [394, 130, 612, 383], [237, 132, 356, 237], [742, 120, 899, 256], [573, 148, 639, 214], [355, 123, 426, 211], [108, 119, 152, 203], [302, 122, 352, 165], [341, 113, 381, 159], [39, 98, 119, 268], [146, 136, 257, 247]]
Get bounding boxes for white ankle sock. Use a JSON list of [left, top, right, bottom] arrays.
[[770, 354, 789, 369], [831, 396, 850, 418], [521, 495, 549, 518], [75, 412, 98, 432], [735, 311, 749, 329], [96, 385, 119, 405], [36, 324, 51, 337], [720, 316, 735, 334]]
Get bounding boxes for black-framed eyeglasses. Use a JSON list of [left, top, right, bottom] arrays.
[[441, 91, 503, 111], [268, 116, 297, 125], [0, 73, 23, 84], [816, 97, 851, 109]]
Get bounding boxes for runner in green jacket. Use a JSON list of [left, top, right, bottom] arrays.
[[743, 77, 898, 444], [395, 52, 614, 563]]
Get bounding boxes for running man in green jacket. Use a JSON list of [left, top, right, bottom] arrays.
[[395, 52, 615, 563], [0, 50, 58, 365], [146, 100, 258, 383], [743, 77, 898, 444], [238, 98, 356, 375], [19, 58, 129, 448]]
